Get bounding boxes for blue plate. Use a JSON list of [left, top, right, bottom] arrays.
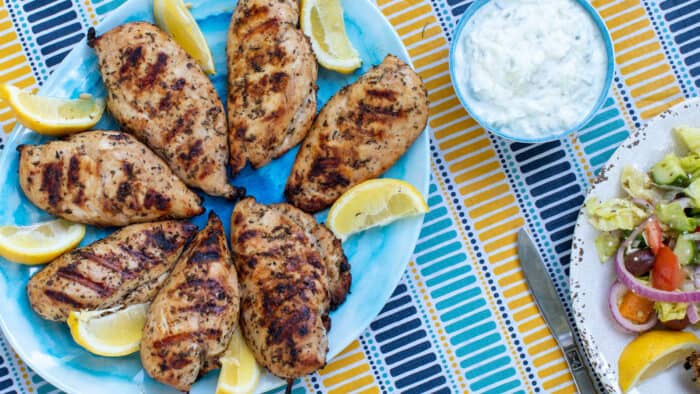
[[448, 0, 615, 143], [0, 1, 430, 392]]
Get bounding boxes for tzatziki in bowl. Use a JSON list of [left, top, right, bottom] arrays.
[[449, 0, 614, 142]]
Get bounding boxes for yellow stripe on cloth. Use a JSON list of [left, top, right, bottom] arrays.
[[317, 340, 379, 393], [594, 0, 682, 119], [0, 3, 38, 133]]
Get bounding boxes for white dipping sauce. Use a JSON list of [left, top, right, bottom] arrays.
[[453, 0, 608, 139]]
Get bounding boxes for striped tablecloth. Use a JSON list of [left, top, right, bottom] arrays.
[[0, 0, 693, 393]]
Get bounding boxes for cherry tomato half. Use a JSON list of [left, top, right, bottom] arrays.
[[652, 246, 682, 291], [645, 218, 664, 255]]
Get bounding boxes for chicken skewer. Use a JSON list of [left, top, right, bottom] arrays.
[[27, 220, 196, 321], [230, 197, 350, 387], [141, 212, 239, 392], [285, 55, 429, 212], [18, 131, 203, 226], [227, 0, 318, 174], [88, 23, 239, 199]]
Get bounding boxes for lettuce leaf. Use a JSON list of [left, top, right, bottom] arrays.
[[594, 232, 620, 262], [621, 165, 659, 202], [585, 197, 648, 231], [654, 301, 688, 322]]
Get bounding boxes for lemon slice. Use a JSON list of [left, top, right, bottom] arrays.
[[301, 0, 362, 74], [67, 303, 149, 357], [618, 330, 700, 392], [0, 219, 85, 265], [326, 179, 428, 241], [216, 328, 260, 394], [153, 0, 215, 75], [0, 84, 104, 136]]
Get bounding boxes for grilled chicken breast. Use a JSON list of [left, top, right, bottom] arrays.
[[285, 55, 429, 212], [230, 197, 350, 380], [269, 204, 350, 309], [88, 23, 237, 199], [27, 221, 196, 321], [141, 212, 239, 392], [227, 0, 317, 174], [18, 131, 203, 226]]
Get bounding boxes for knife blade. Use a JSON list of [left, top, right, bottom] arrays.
[[517, 228, 597, 394]]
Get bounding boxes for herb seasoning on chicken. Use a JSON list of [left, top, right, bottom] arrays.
[[285, 55, 429, 213], [227, 0, 318, 174], [141, 213, 239, 392], [18, 131, 203, 226], [88, 23, 238, 199], [230, 197, 350, 387], [27, 221, 196, 321]]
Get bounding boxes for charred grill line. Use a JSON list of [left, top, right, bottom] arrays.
[[56, 266, 113, 296]]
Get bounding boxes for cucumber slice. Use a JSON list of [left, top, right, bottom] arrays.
[[675, 235, 696, 265], [651, 154, 689, 187], [676, 126, 700, 154]]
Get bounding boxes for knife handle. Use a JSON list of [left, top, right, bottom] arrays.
[[563, 343, 597, 393]]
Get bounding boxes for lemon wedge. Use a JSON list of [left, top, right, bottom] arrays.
[[301, 0, 362, 74], [326, 178, 428, 241], [0, 219, 85, 265], [0, 84, 104, 136], [216, 328, 260, 394], [67, 303, 149, 357], [618, 330, 700, 392], [153, 0, 215, 74]]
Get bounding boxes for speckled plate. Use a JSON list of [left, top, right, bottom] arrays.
[[0, 0, 430, 393], [571, 98, 700, 393]]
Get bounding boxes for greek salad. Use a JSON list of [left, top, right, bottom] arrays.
[[587, 126, 700, 333]]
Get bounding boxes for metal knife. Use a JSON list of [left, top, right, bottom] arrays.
[[517, 229, 597, 394]]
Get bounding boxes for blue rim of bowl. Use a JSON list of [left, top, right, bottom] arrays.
[[448, 0, 615, 144]]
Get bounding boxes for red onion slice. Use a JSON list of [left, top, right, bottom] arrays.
[[608, 281, 658, 333], [631, 197, 655, 212], [615, 216, 700, 302]]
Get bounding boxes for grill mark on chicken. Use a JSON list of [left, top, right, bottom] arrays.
[[168, 358, 192, 370], [270, 72, 289, 92], [116, 182, 132, 202], [56, 265, 112, 296], [67, 156, 80, 188], [266, 305, 311, 346], [172, 78, 186, 90], [141, 52, 168, 88], [177, 303, 228, 315], [158, 91, 172, 111], [119, 245, 158, 267], [165, 108, 197, 144], [76, 251, 124, 275], [178, 140, 203, 163], [120, 46, 143, 74], [152, 332, 194, 349], [41, 161, 63, 206], [144, 189, 171, 210], [190, 251, 221, 264], [366, 88, 398, 100], [43, 290, 83, 308], [147, 228, 189, 252]]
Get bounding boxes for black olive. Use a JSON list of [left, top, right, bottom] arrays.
[[662, 316, 691, 331], [624, 248, 656, 276]]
